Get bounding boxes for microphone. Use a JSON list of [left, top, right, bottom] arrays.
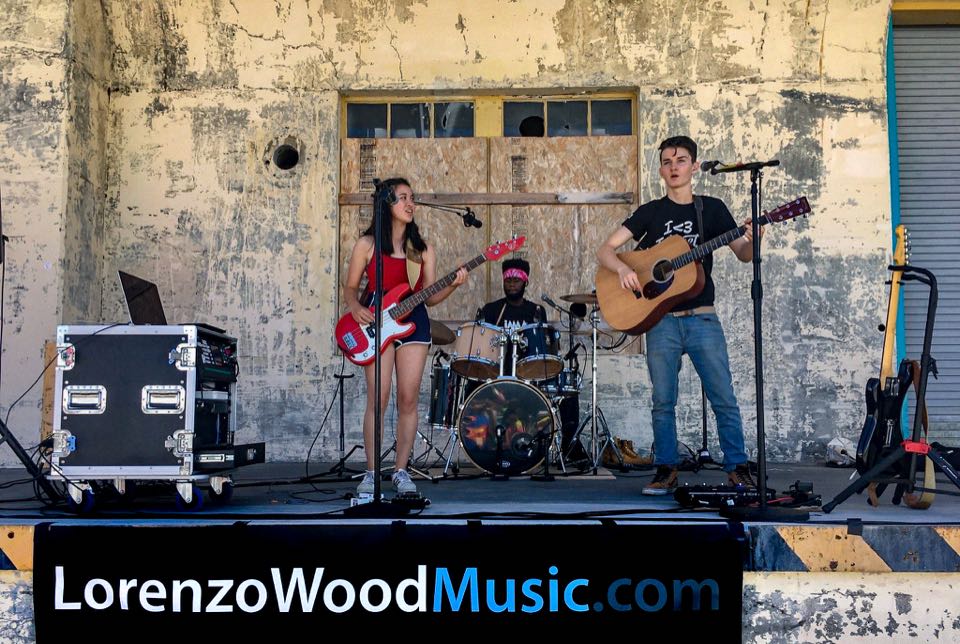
[[462, 208, 482, 228], [700, 159, 781, 174], [562, 343, 582, 361], [541, 294, 564, 313], [372, 178, 397, 204]]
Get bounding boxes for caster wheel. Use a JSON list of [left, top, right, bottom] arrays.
[[65, 488, 95, 514], [174, 484, 204, 511], [207, 482, 234, 506]]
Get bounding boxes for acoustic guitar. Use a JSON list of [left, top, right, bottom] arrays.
[[595, 197, 810, 334], [335, 237, 525, 366]]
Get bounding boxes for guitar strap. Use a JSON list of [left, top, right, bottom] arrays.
[[405, 247, 423, 290], [694, 195, 705, 244], [903, 359, 936, 509]]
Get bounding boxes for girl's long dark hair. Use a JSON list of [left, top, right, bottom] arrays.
[[362, 177, 427, 257]]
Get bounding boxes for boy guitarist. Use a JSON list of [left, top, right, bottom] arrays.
[[597, 136, 761, 495]]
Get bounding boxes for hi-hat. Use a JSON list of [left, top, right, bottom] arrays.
[[430, 320, 456, 345], [561, 292, 598, 305]]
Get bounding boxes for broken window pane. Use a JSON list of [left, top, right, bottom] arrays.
[[504, 102, 545, 137], [547, 101, 588, 137], [435, 102, 475, 138], [391, 103, 431, 138]]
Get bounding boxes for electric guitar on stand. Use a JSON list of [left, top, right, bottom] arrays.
[[595, 197, 810, 334], [854, 225, 936, 508], [335, 237, 525, 365]]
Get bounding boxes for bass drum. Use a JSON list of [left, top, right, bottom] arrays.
[[457, 379, 556, 476]]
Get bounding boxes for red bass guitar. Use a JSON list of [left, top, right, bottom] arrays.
[[335, 237, 526, 365]]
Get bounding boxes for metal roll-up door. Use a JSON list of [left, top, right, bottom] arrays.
[[894, 26, 960, 441]]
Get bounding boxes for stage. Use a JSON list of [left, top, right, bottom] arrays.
[[0, 462, 957, 641], [0, 460, 954, 524]]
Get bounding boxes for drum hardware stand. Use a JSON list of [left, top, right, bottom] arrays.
[[530, 426, 556, 482], [577, 304, 621, 474], [491, 425, 510, 480], [379, 437, 435, 483], [325, 372, 364, 479]]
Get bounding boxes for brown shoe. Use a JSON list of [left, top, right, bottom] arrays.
[[728, 464, 756, 488], [642, 465, 678, 495], [619, 440, 653, 466]]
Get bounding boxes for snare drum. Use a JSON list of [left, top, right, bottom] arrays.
[[514, 323, 563, 381], [540, 368, 582, 398], [428, 362, 463, 430], [457, 379, 556, 476], [451, 322, 504, 381]]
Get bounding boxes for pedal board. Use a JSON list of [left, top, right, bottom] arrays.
[[392, 492, 430, 510], [350, 493, 385, 507], [674, 484, 776, 509]]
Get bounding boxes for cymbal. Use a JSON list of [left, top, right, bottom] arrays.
[[430, 320, 456, 345], [560, 292, 598, 305]]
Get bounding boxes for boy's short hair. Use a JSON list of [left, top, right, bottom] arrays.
[[658, 136, 698, 162]]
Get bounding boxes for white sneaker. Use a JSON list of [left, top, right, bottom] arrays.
[[392, 469, 417, 494], [357, 471, 375, 495]]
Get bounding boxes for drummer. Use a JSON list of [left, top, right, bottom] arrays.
[[479, 258, 547, 327], [478, 259, 588, 465]]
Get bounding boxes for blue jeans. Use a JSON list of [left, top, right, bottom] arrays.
[[645, 312, 747, 472]]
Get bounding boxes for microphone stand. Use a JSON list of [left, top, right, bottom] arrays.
[[709, 161, 808, 521], [413, 201, 482, 228], [345, 180, 411, 517]]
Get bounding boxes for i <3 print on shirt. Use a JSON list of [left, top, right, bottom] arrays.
[[653, 218, 699, 247]]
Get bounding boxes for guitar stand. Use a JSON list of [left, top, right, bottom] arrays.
[[824, 265, 960, 513]]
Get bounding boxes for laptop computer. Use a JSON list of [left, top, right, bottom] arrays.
[[118, 270, 227, 334], [118, 270, 167, 325]]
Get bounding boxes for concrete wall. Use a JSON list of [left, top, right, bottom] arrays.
[[0, 0, 894, 464], [0, 0, 69, 456]]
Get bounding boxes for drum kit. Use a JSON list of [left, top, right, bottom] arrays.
[[420, 292, 619, 478]]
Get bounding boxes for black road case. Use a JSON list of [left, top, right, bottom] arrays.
[[48, 324, 264, 509]]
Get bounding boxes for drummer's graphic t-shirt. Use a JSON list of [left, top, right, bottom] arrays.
[[479, 298, 546, 328]]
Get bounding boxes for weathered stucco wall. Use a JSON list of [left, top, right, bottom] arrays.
[[0, 0, 893, 465], [0, 0, 69, 458], [61, 0, 110, 324]]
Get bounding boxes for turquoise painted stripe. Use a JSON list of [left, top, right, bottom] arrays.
[[886, 18, 910, 436]]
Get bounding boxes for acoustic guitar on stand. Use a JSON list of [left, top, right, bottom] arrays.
[[596, 197, 811, 334], [335, 237, 525, 366]]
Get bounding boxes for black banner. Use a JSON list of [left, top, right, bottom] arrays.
[[34, 522, 743, 640]]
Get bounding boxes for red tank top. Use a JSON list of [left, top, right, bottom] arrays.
[[364, 254, 424, 296]]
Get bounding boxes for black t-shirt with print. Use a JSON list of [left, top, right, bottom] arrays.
[[621, 195, 737, 311], [480, 298, 546, 327]]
